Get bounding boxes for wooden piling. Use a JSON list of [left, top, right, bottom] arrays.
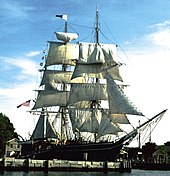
[[119, 161, 124, 173], [44, 160, 48, 173], [103, 161, 108, 174], [23, 158, 29, 172], [0, 158, 4, 174]]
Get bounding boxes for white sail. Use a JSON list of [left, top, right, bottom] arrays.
[[31, 113, 45, 139], [41, 70, 73, 85], [97, 112, 123, 139], [31, 112, 57, 139], [32, 90, 69, 109], [46, 114, 58, 139], [106, 74, 143, 115], [71, 63, 123, 81], [71, 42, 122, 81], [52, 111, 62, 138], [68, 83, 108, 105], [46, 42, 79, 66], [40, 70, 85, 88], [69, 108, 123, 137], [110, 114, 130, 124], [72, 101, 92, 108], [69, 108, 94, 132], [78, 42, 117, 63], [78, 109, 102, 133]]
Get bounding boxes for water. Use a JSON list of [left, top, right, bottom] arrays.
[[1, 170, 170, 176]]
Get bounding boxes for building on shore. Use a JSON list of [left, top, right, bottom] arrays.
[[5, 138, 21, 158]]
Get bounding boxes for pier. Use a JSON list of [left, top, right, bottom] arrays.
[[0, 157, 131, 173]]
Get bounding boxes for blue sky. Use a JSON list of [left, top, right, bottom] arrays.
[[0, 0, 170, 145]]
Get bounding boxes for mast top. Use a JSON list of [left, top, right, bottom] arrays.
[[56, 14, 68, 32], [95, 9, 99, 44]]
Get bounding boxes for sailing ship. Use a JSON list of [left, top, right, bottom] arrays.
[[19, 10, 167, 161]]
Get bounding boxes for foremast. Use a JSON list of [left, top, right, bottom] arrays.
[[60, 17, 68, 144], [32, 15, 79, 143]]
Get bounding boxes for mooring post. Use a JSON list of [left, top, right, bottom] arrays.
[[23, 158, 29, 173], [103, 161, 108, 174], [0, 158, 5, 174], [119, 161, 124, 173], [44, 160, 49, 173]]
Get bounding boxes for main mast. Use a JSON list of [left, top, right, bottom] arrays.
[[95, 8, 99, 44], [61, 15, 68, 144], [92, 8, 100, 142]]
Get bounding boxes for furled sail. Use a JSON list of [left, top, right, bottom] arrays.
[[55, 32, 78, 42]]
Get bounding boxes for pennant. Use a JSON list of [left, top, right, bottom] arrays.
[[40, 62, 43, 66], [56, 14, 67, 21], [17, 100, 31, 108]]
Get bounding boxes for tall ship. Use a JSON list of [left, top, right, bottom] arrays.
[[19, 10, 167, 161]]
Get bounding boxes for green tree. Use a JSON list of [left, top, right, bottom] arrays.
[[0, 113, 18, 157]]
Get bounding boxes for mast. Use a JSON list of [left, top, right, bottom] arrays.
[[93, 8, 99, 142], [95, 8, 99, 44], [65, 20, 68, 33], [61, 15, 68, 144], [149, 124, 152, 142], [138, 120, 141, 148]]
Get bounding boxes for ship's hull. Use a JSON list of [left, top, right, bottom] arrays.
[[20, 141, 123, 161]]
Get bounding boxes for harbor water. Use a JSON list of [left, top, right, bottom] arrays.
[[1, 170, 170, 176]]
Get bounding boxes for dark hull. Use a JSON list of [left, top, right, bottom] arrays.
[[20, 141, 123, 161]]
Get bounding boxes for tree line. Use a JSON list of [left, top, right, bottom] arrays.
[[0, 112, 18, 157]]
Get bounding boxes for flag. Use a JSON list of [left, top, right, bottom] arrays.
[[17, 100, 31, 108], [56, 14, 67, 21]]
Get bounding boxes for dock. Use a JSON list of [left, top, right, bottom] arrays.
[[0, 157, 131, 173]]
